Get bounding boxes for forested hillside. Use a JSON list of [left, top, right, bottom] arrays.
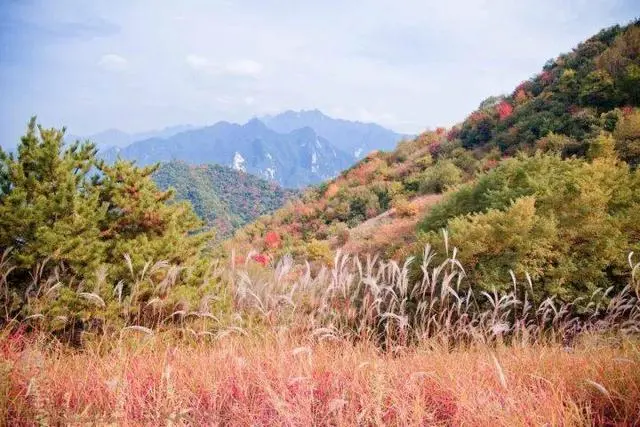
[[153, 161, 297, 236], [231, 21, 640, 302], [453, 21, 640, 158]]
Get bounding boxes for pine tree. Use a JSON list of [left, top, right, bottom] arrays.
[[0, 119, 211, 318], [0, 118, 106, 291], [95, 160, 210, 281]]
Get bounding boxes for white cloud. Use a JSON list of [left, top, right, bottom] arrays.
[[185, 54, 210, 70], [98, 54, 128, 72], [215, 95, 233, 104], [186, 55, 262, 77], [356, 108, 397, 125], [225, 59, 263, 77]]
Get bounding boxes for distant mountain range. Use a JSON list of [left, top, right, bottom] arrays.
[[101, 118, 352, 188], [68, 125, 196, 149], [262, 109, 407, 159], [95, 111, 407, 188]]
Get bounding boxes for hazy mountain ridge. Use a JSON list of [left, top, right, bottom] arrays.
[[262, 109, 408, 159], [68, 124, 196, 149], [99, 114, 398, 188]]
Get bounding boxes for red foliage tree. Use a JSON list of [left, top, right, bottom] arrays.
[[496, 101, 514, 120], [446, 128, 460, 142], [469, 111, 489, 123], [264, 231, 281, 249], [428, 141, 442, 156], [514, 81, 529, 93], [622, 105, 634, 117], [540, 70, 554, 84], [251, 253, 269, 266]]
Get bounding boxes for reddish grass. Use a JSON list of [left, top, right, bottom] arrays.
[[2, 332, 639, 426], [343, 194, 443, 258]]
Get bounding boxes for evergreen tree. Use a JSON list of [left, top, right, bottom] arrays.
[[0, 119, 210, 316], [0, 118, 106, 291], [95, 160, 209, 281]]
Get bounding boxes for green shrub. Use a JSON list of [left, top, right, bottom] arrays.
[[417, 160, 462, 194], [613, 109, 640, 166], [305, 239, 333, 264], [418, 154, 640, 301]]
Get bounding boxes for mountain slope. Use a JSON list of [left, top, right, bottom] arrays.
[[262, 109, 407, 159], [152, 161, 297, 237], [230, 21, 640, 281], [102, 119, 352, 188], [452, 22, 640, 157]]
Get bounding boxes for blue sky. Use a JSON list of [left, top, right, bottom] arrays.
[[0, 0, 638, 147]]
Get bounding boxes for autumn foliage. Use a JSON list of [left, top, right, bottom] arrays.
[[251, 253, 270, 266], [496, 100, 514, 120], [264, 231, 281, 249], [2, 332, 639, 426], [3, 21, 640, 426]]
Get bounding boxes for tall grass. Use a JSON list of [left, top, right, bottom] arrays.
[[2, 243, 640, 347], [1, 245, 640, 424], [234, 246, 640, 348], [1, 330, 639, 425]]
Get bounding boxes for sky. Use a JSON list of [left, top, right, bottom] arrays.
[[0, 0, 638, 148]]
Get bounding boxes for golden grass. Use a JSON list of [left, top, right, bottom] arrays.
[[342, 194, 443, 258], [2, 331, 639, 426], [2, 246, 640, 425]]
